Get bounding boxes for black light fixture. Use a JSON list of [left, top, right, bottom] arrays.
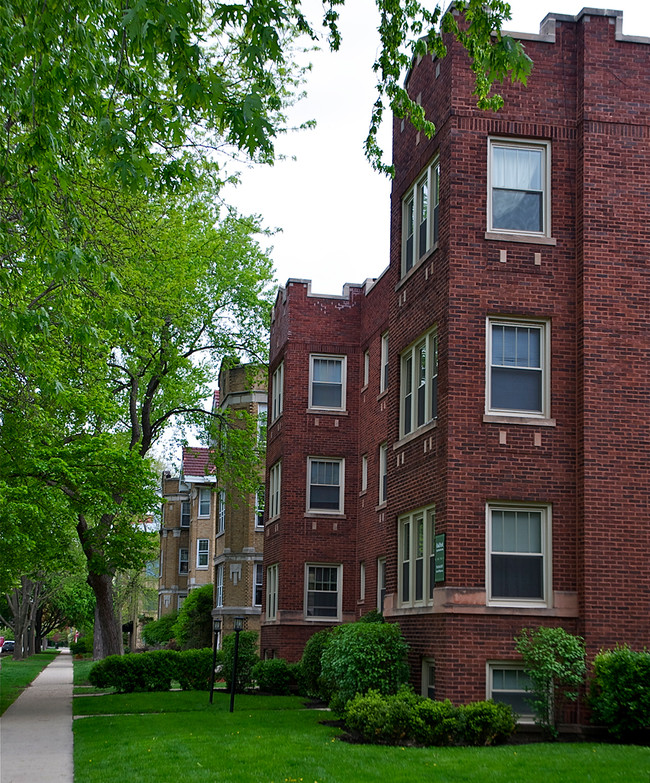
[[229, 616, 245, 713], [209, 617, 222, 705]]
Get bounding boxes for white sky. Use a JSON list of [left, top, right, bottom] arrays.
[[227, 0, 650, 295]]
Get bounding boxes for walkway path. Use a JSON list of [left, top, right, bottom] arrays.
[[0, 651, 74, 783]]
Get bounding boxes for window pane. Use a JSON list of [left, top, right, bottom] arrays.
[[493, 190, 543, 232], [492, 368, 542, 412], [312, 383, 341, 408], [492, 554, 543, 598]]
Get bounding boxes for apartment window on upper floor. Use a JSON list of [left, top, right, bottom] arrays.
[[488, 138, 551, 239], [268, 461, 281, 521], [255, 485, 265, 528], [380, 332, 389, 393], [378, 443, 387, 505], [217, 489, 226, 534], [180, 500, 190, 528], [254, 563, 264, 607], [400, 327, 438, 438], [266, 563, 278, 620], [363, 350, 369, 387], [257, 402, 268, 447], [377, 557, 386, 613], [309, 354, 346, 411], [361, 454, 368, 493], [307, 457, 344, 514], [271, 362, 284, 422], [487, 504, 551, 607], [216, 563, 224, 607], [196, 539, 209, 569], [487, 663, 535, 722], [486, 318, 549, 419], [179, 548, 189, 575], [198, 487, 211, 517], [305, 563, 342, 620], [399, 505, 436, 607], [403, 156, 440, 276]]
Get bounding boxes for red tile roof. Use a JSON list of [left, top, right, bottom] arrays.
[[181, 446, 214, 476]]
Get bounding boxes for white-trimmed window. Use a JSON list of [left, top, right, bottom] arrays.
[[196, 539, 209, 569], [309, 354, 346, 410], [255, 485, 265, 528], [266, 563, 278, 620], [363, 350, 369, 387], [422, 659, 436, 699], [257, 402, 268, 446], [377, 557, 386, 612], [379, 443, 387, 505], [217, 489, 226, 534], [271, 362, 284, 422], [487, 663, 534, 720], [380, 332, 389, 392], [198, 488, 211, 517], [487, 319, 549, 418], [179, 548, 189, 575], [307, 457, 344, 514], [180, 500, 190, 528], [254, 563, 264, 606], [215, 563, 224, 607], [268, 461, 281, 521], [305, 564, 341, 619], [361, 454, 368, 492], [487, 504, 551, 606], [398, 506, 436, 607], [360, 561, 366, 601], [488, 138, 550, 237], [403, 156, 440, 275], [400, 328, 438, 437]]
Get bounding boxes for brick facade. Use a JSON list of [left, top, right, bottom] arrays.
[[260, 7, 650, 717]]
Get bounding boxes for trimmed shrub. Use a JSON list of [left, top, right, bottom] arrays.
[[252, 658, 295, 695], [299, 628, 333, 699], [590, 646, 650, 741], [70, 637, 93, 655], [414, 698, 461, 746], [221, 630, 259, 693], [176, 648, 219, 691], [320, 621, 409, 712], [357, 609, 385, 624], [89, 650, 179, 692], [459, 701, 517, 746], [141, 612, 178, 647], [172, 586, 213, 650]]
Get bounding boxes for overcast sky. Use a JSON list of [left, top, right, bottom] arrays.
[[227, 0, 650, 296]]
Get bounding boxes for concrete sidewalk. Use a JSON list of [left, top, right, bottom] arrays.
[[0, 651, 74, 783]]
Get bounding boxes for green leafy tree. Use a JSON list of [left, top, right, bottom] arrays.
[[142, 612, 179, 648], [515, 626, 586, 738], [172, 584, 214, 650]]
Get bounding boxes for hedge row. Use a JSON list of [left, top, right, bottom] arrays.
[[89, 648, 217, 692]]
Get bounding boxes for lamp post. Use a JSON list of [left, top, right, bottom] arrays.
[[229, 616, 245, 713], [209, 617, 222, 705]]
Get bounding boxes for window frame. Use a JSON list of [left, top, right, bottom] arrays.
[[309, 354, 346, 411], [215, 563, 224, 607], [402, 156, 440, 276], [363, 350, 369, 387], [268, 461, 281, 521], [306, 457, 344, 515], [253, 563, 264, 607], [377, 557, 386, 613], [180, 500, 190, 528], [217, 489, 226, 535], [398, 506, 436, 608], [487, 137, 551, 239], [271, 361, 284, 422], [486, 503, 552, 608], [255, 485, 265, 528], [486, 317, 550, 419], [487, 662, 535, 722], [361, 453, 368, 493], [422, 659, 436, 699], [378, 443, 387, 505], [399, 327, 438, 438], [179, 548, 189, 575], [304, 563, 342, 621], [196, 538, 209, 569], [198, 488, 211, 518], [266, 563, 278, 620], [380, 332, 389, 393]]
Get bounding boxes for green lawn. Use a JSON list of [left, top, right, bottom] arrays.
[[0, 650, 59, 714], [73, 688, 650, 783]]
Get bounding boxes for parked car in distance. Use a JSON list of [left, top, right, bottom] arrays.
[[2, 640, 15, 654]]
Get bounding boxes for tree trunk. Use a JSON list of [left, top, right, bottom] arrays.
[[88, 571, 122, 659]]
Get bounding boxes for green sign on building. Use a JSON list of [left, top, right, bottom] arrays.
[[434, 533, 445, 582]]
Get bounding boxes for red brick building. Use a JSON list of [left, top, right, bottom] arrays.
[[261, 7, 650, 718]]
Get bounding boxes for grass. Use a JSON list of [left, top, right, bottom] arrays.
[[0, 650, 59, 714], [72, 687, 650, 783]]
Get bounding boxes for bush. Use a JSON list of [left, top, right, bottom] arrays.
[[89, 650, 179, 692], [299, 629, 333, 699], [590, 646, 650, 741], [70, 637, 93, 655], [176, 648, 220, 691], [252, 658, 296, 695], [172, 586, 213, 650], [357, 609, 385, 623], [141, 612, 178, 647], [320, 621, 409, 712], [344, 690, 516, 747], [221, 630, 259, 693]]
